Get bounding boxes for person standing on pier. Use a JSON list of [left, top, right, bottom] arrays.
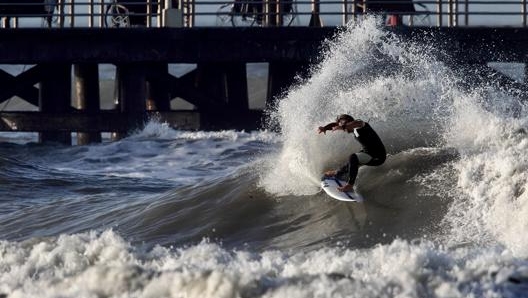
[[317, 114, 386, 192]]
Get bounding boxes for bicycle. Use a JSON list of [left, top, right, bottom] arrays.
[[216, 0, 297, 27], [105, 0, 163, 27], [105, 0, 130, 27]]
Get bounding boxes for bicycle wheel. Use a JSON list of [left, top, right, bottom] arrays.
[[216, 3, 233, 26], [230, 1, 261, 27], [231, 12, 259, 26], [105, 3, 130, 27]]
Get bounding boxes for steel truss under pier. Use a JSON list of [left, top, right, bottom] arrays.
[[0, 27, 332, 144], [1, 27, 528, 145]]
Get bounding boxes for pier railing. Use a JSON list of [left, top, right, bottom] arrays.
[[1, 0, 528, 28]]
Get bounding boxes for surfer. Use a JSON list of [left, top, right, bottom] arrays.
[[317, 114, 386, 192]]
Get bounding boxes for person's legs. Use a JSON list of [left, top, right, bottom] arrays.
[[346, 154, 359, 186], [356, 152, 373, 165], [344, 152, 372, 188], [328, 152, 374, 191]]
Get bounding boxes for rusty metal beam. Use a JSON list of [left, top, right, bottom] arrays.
[[0, 111, 199, 132]]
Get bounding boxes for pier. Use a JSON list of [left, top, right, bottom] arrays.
[[1, 1, 528, 144]]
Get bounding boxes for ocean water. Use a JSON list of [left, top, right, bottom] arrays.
[[2, 18, 528, 297]]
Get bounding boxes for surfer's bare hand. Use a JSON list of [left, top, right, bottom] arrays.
[[317, 127, 326, 134]]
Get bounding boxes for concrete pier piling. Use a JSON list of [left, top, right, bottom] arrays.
[[39, 63, 72, 145], [116, 63, 148, 138], [146, 63, 171, 112], [74, 63, 102, 145]]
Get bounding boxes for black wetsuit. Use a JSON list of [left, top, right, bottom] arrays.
[[335, 122, 386, 185], [353, 122, 386, 165]]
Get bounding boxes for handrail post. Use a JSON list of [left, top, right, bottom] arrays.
[[277, 0, 282, 26], [265, 0, 270, 26], [88, 0, 93, 27], [186, 0, 195, 27], [447, 0, 452, 27], [437, 0, 442, 26], [308, 0, 322, 27], [343, 0, 348, 25], [523, 0, 527, 27], [70, 0, 75, 28], [352, 0, 357, 22], [159, 0, 166, 27], [146, 0, 152, 27], [454, 0, 458, 26], [57, 0, 63, 28], [266, 0, 279, 26], [180, 0, 185, 26], [464, 0, 468, 26], [179, 0, 185, 27], [99, 0, 105, 28]]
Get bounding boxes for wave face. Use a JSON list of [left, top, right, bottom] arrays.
[[2, 17, 528, 297]]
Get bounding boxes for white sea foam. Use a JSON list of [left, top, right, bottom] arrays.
[[441, 90, 528, 257], [1, 230, 527, 298]]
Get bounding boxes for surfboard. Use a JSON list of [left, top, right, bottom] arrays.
[[321, 176, 364, 202]]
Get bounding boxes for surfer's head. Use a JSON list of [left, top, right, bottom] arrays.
[[336, 114, 354, 128]]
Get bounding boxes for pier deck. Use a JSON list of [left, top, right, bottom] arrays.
[[2, 27, 528, 63]]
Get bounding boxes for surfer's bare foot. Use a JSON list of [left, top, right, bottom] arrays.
[[338, 184, 354, 192], [324, 170, 337, 177]]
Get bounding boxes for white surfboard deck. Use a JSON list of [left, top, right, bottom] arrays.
[[321, 177, 364, 202]]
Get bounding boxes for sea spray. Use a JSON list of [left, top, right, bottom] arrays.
[[260, 17, 456, 196]]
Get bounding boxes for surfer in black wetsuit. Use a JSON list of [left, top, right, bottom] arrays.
[[317, 114, 386, 192]]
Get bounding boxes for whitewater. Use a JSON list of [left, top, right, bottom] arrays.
[[2, 17, 528, 297]]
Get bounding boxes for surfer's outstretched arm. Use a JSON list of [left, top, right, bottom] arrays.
[[317, 122, 339, 134]]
